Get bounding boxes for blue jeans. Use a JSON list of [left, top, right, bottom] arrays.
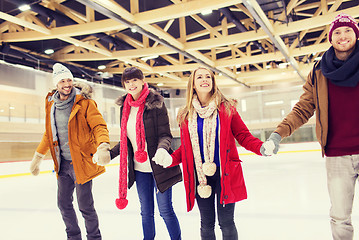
[[135, 171, 181, 240], [326, 154, 359, 240], [196, 169, 238, 240], [57, 160, 101, 240]]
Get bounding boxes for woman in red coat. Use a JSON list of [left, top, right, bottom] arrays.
[[154, 67, 270, 240]]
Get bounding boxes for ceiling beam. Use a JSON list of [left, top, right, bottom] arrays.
[[275, 5, 359, 36], [0, 11, 51, 34], [241, 0, 305, 81], [75, 0, 249, 87], [133, 0, 243, 24]]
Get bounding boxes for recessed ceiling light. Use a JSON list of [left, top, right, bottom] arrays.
[[44, 49, 54, 55], [278, 62, 289, 69], [157, 83, 164, 86], [98, 65, 106, 70], [19, 4, 31, 12], [201, 9, 212, 15]]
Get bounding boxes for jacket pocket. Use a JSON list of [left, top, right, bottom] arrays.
[[228, 160, 245, 189], [80, 142, 96, 158]]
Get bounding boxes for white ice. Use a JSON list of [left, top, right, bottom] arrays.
[[1, 142, 359, 240]]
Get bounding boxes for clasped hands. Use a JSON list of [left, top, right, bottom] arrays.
[[260, 132, 281, 156]]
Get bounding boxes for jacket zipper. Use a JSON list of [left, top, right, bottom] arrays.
[[222, 148, 230, 207], [182, 128, 194, 210], [313, 70, 324, 155]]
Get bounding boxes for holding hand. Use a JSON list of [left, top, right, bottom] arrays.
[[94, 142, 111, 166], [30, 152, 45, 176], [260, 132, 281, 156], [152, 148, 172, 168]]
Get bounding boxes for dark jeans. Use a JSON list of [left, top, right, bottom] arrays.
[[57, 160, 101, 240], [135, 171, 181, 240], [196, 169, 238, 240]]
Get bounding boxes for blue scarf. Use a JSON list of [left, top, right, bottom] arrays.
[[321, 40, 359, 87]]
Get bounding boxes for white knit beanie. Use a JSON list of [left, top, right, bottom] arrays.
[[52, 63, 73, 86]]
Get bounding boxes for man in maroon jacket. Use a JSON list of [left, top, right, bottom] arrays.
[[264, 13, 359, 240]]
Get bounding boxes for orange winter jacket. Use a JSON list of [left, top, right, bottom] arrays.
[[36, 86, 109, 184]]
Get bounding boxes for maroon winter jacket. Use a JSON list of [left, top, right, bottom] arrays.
[[171, 103, 263, 212]]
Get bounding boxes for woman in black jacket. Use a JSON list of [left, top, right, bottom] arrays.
[[110, 67, 182, 240]]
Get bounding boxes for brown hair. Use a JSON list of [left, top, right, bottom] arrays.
[[177, 67, 235, 125], [121, 67, 144, 86]]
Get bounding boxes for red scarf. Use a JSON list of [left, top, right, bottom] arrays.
[[116, 83, 150, 210]]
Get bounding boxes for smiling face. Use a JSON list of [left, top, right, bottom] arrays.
[[56, 78, 73, 100], [193, 68, 213, 96], [331, 26, 357, 60], [124, 78, 144, 100]]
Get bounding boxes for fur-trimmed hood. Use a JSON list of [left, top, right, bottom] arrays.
[[115, 88, 164, 110], [73, 81, 93, 99], [48, 81, 93, 101]]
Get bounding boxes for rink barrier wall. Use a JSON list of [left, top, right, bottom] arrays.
[[0, 145, 321, 179]]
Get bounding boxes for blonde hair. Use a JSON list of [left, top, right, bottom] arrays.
[[177, 67, 235, 125]]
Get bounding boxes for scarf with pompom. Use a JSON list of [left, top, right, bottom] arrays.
[[116, 83, 149, 210], [188, 95, 218, 198]]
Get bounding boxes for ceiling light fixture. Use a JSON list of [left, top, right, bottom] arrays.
[[19, 4, 31, 12], [157, 83, 164, 87], [201, 9, 212, 15], [98, 65, 106, 70], [278, 62, 289, 69], [44, 49, 54, 55]]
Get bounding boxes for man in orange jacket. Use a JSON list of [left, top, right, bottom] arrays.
[[30, 63, 110, 240]]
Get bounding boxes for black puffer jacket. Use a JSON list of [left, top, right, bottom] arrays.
[[110, 89, 182, 192]]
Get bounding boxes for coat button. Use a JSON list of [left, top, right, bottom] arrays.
[[90, 153, 93, 156], [224, 195, 228, 199], [224, 173, 229, 176]]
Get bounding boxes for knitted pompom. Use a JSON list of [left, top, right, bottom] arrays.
[[197, 184, 212, 198], [202, 162, 217, 176], [115, 198, 128, 210], [135, 150, 147, 163]]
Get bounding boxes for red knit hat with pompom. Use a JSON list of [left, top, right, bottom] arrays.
[[329, 13, 359, 42]]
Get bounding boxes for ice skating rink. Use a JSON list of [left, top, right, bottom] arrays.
[[1, 142, 359, 240]]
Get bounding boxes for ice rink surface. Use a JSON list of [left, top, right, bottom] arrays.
[[1, 142, 359, 240]]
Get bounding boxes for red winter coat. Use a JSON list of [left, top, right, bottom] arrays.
[[171, 104, 263, 212]]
